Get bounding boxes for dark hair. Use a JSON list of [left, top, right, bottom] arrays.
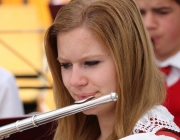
[[175, 0, 180, 4]]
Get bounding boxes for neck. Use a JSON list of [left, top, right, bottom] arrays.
[[156, 48, 180, 61], [97, 113, 115, 140]]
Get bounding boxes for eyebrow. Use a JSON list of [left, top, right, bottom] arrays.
[[151, 6, 172, 11], [57, 54, 106, 62], [140, 6, 173, 15]]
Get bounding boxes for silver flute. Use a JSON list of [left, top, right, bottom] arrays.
[[0, 92, 118, 140]]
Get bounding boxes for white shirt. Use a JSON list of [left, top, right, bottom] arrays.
[[157, 51, 180, 87], [0, 67, 24, 118], [120, 105, 180, 140], [120, 133, 176, 140]]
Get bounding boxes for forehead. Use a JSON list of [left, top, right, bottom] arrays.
[[57, 27, 108, 57], [135, 0, 178, 8]]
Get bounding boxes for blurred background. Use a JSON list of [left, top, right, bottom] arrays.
[[0, 0, 70, 116]]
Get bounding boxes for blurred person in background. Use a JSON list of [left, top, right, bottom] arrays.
[[134, 0, 180, 127], [0, 67, 24, 118], [51, 0, 70, 5]]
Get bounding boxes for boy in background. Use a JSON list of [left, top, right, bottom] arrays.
[[135, 0, 180, 127]]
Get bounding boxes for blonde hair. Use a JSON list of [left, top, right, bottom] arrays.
[[44, 0, 166, 139]]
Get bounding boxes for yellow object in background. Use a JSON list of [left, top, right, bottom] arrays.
[[1, 0, 52, 29], [0, 0, 55, 113]]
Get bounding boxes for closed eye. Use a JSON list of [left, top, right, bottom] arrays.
[[60, 63, 72, 68], [84, 61, 100, 66], [155, 10, 171, 15], [153, 7, 172, 15]]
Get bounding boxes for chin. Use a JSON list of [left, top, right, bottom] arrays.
[[82, 102, 116, 116], [82, 107, 99, 115]]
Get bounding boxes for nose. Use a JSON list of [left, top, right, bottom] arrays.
[[143, 13, 158, 31], [69, 66, 88, 87]]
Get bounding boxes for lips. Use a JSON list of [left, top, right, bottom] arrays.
[[151, 36, 160, 44], [76, 93, 97, 100]]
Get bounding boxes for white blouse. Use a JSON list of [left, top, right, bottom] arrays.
[[120, 105, 180, 140]]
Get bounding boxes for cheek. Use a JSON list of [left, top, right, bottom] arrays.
[[61, 71, 76, 99], [94, 67, 117, 91], [61, 70, 69, 89], [165, 25, 180, 39], [162, 17, 180, 40]]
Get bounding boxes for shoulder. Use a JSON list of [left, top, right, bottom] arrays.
[[0, 67, 15, 84], [120, 133, 177, 140], [133, 105, 180, 134]]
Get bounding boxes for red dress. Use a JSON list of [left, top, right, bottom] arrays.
[[160, 66, 180, 128], [158, 51, 180, 128], [156, 129, 180, 139], [163, 79, 180, 128]]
